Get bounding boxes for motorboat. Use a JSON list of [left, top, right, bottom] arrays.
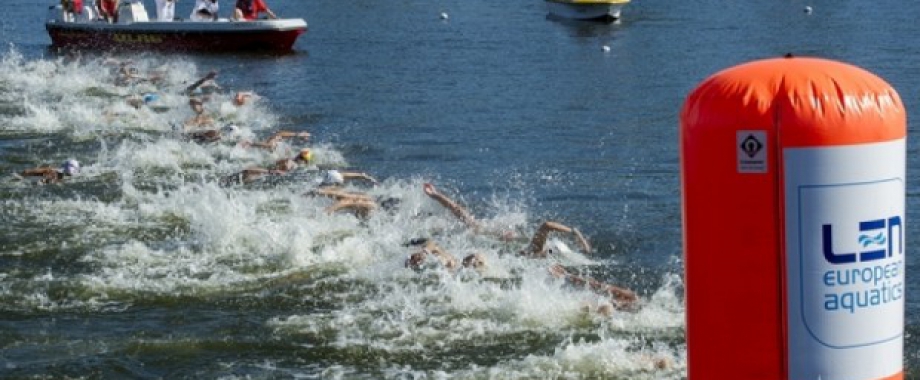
[[545, 0, 630, 22], [45, 1, 307, 52]]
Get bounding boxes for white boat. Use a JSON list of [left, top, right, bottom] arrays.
[[45, 0, 307, 52], [545, 0, 630, 22]]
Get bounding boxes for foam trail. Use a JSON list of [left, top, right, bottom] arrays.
[[0, 52, 686, 377]]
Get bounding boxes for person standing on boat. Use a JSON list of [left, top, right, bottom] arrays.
[[155, 0, 177, 21], [190, 0, 219, 21], [61, 0, 83, 22], [233, 0, 276, 21], [97, 0, 118, 22]]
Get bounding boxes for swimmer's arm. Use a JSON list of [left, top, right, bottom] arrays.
[[559, 266, 638, 304], [240, 168, 269, 183], [254, 131, 311, 150], [342, 172, 377, 184], [572, 228, 592, 254], [605, 285, 638, 304], [272, 158, 296, 171], [311, 187, 352, 199], [269, 130, 311, 141], [524, 222, 569, 257], [242, 140, 276, 150], [184, 71, 218, 95], [311, 188, 372, 202], [424, 242, 458, 270], [423, 183, 479, 229], [326, 199, 376, 219], [20, 167, 55, 177]]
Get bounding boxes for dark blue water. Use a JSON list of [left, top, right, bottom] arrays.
[[1, 0, 919, 378]]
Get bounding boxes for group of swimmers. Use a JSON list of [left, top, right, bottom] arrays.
[[14, 61, 639, 317], [16, 61, 260, 183]]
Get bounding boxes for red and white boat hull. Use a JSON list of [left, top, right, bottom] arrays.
[[45, 5, 307, 51]]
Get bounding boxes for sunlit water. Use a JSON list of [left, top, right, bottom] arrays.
[[2, 0, 920, 378]]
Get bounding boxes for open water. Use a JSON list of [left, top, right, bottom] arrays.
[[1, 0, 918, 378]]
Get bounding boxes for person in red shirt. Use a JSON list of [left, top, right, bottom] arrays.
[[98, 0, 118, 22], [61, 0, 83, 21], [233, 0, 277, 21]]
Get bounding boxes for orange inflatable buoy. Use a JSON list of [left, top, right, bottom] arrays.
[[680, 57, 905, 380]]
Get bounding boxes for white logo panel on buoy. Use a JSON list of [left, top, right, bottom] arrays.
[[798, 180, 904, 346], [785, 140, 904, 380]]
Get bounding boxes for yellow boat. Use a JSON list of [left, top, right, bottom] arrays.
[[545, 0, 630, 22]]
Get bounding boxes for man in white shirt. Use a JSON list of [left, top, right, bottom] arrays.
[[155, 0, 176, 21], [190, 0, 218, 21]]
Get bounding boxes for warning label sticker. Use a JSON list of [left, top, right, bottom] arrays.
[[737, 131, 767, 173]]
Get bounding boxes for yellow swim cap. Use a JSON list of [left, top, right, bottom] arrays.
[[299, 149, 312, 162]]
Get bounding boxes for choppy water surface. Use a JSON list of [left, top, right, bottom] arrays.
[[2, 0, 920, 378]]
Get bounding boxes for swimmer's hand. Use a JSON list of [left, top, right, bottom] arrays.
[[423, 183, 437, 196]]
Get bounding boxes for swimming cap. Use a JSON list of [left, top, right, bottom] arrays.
[[233, 91, 254, 106], [221, 124, 240, 135], [298, 149, 312, 162], [545, 240, 573, 256], [321, 169, 344, 186], [61, 159, 80, 176], [142, 93, 159, 104]]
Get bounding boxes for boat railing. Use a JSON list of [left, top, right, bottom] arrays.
[[46, 0, 147, 24], [46, 4, 96, 23], [116, 0, 149, 23]]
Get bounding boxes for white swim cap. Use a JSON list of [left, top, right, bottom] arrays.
[[61, 159, 80, 176], [545, 240, 573, 257], [321, 170, 344, 186]]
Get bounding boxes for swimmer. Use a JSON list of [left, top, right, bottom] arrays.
[[114, 65, 144, 86], [308, 184, 399, 219], [404, 238, 459, 271], [521, 221, 591, 258], [184, 70, 220, 96], [240, 130, 311, 150], [15, 159, 81, 184], [113, 62, 164, 87], [422, 182, 479, 230], [233, 91, 257, 106], [186, 126, 309, 147], [125, 92, 160, 109], [456, 222, 590, 269], [548, 264, 638, 312], [424, 183, 585, 247], [403, 236, 635, 312], [184, 124, 242, 144], [222, 148, 313, 184], [316, 169, 378, 187], [184, 97, 215, 129]]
